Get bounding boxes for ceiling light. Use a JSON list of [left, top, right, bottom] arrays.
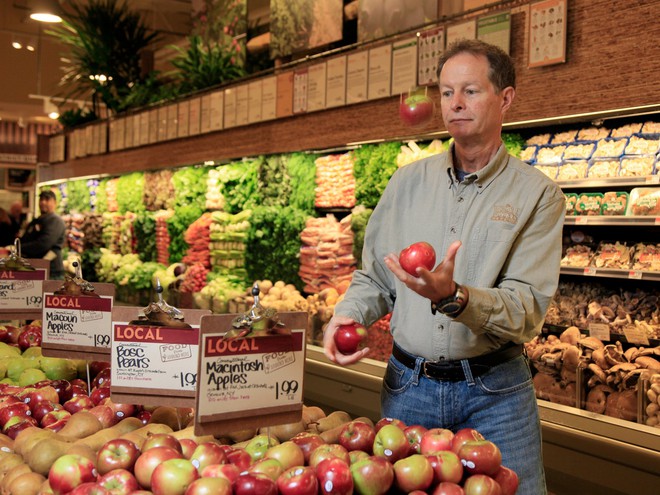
[[44, 98, 60, 120], [12, 40, 22, 49], [29, 0, 63, 23]]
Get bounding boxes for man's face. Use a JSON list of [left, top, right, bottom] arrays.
[[39, 197, 56, 215], [439, 52, 514, 144]]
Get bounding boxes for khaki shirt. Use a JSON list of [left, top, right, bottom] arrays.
[[334, 143, 565, 361]]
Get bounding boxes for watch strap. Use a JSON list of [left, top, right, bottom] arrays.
[[431, 283, 468, 316]]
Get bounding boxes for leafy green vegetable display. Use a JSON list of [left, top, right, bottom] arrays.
[[352, 141, 401, 208], [134, 212, 157, 262], [172, 166, 209, 211], [502, 133, 526, 159], [350, 206, 373, 270], [285, 152, 317, 214], [117, 172, 145, 214], [95, 178, 109, 214], [257, 155, 292, 207], [215, 159, 260, 214], [245, 206, 309, 291], [167, 204, 204, 263], [66, 179, 90, 213], [144, 170, 175, 211]]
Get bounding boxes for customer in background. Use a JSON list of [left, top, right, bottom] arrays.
[[0, 207, 16, 246], [9, 201, 28, 237], [323, 39, 565, 494], [20, 190, 66, 279]]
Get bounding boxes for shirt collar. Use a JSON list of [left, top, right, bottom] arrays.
[[445, 142, 510, 192]]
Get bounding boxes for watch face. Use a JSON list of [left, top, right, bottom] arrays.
[[440, 301, 462, 315]]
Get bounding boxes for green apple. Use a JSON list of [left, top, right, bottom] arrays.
[[19, 368, 48, 387], [40, 357, 77, 381], [245, 434, 280, 462]]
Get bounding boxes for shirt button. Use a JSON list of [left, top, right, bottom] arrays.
[[458, 197, 464, 202], [450, 227, 456, 233]]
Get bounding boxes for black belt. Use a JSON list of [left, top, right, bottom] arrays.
[[392, 342, 523, 381]]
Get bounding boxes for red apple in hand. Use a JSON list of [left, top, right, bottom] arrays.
[[399, 92, 435, 127], [333, 323, 367, 355], [399, 242, 436, 276], [458, 440, 502, 476]]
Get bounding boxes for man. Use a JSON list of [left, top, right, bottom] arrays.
[[9, 201, 27, 238], [323, 40, 564, 494], [20, 190, 66, 279]]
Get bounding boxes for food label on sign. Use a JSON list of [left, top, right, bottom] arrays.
[[111, 324, 200, 392], [42, 293, 113, 347], [198, 330, 305, 418], [0, 270, 46, 309]]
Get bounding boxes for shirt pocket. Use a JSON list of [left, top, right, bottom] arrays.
[[466, 225, 519, 284]]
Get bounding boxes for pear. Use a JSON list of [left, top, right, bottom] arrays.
[[39, 357, 77, 381], [6, 358, 34, 383]]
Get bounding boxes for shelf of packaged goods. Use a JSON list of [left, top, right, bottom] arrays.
[[559, 266, 660, 281], [557, 176, 660, 189], [563, 216, 660, 226]]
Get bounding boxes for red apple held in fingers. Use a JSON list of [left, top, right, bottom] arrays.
[[68, 483, 111, 495], [233, 472, 277, 495], [97, 438, 140, 475], [64, 395, 94, 414], [339, 420, 376, 453], [399, 92, 435, 127], [88, 405, 118, 429], [451, 428, 485, 455], [373, 424, 409, 463], [184, 477, 232, 495], [277, 466, 318, 495], [374, 417, 406, 432], [290, 432, 326, 464], [225, 447, 252, 471], [97, 468, 139, 495], [463, 474, 502, 495], [179, 438, 198, 459], [492, 465, 519, 495], [150, 458, 199, 495], [403, 424, 428, 455], [90, 387, 111, 406], [399, 241, 436, 276], [308, 443, 350, 469], [48, 454, 98, 495], [200, 463, 240, 484], [141, 433, 183, 454], [427, 450, 464, 484], [264, 440, 305, 470], [333, 324, 368, 355], [349, 450, 370, 464], [350, 455, 394, 495], [458, 440, 502, 477], [133, 446, 183, 490], [393, 454, 434, 492], [189, 442, 227, 472], [315, 457, 353, 495], [433, 482, 466, 495], [249, 458, 285, 482], [420, 427, 455, 455]]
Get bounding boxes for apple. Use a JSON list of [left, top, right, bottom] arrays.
[[339, 420, 375, 453], [427, 450, 464, 484], [249, 458, 285, 481], [233, 472, 278, 495], [6, 325, 23, 344], [458, 440, 502, 477], [463, 474, 502, 495], [433, 482, 466, 495], [17, 326, 42, 350], [0, 395, 21, 408], [90, 387, 111, 406], [399, 92, 435, 127], [403, 424, 428, 455], [97, 468, 139, 495], [88, 405, 118, 429], [290, 432, 326, 464], [451, 428, 486, 455], [63, 395, 95, 414], [333, 324, 368, 355], [179, 438, 198, 459], [245, 434, 280, 462], [264, 440, 305, 470], [68, 483, 111, 495], [189, 442, 227, 472], [393, 453, 434, 492], [70, 379, 89, 393], [49, 379, 74, 403], [136, 409, 152, 425], [41, 409, 71, 427], [92, 368, 111, 389], [492, 465, 519, 495], [372, 424, 409, 463], [96, 438, 140, 475], [315, 457, 353, 495], [399, 241, 436, 276], [420, 427, 455, 455], [31, 400, 62, 423], [184, 477, 232, 495], [349, 450, 369, 464], [308, 443, 350, 469], [374, 417, 406, 432], [25, 386, 60, 407], [2, 414, 38, 438], [277, 466, 318, 495], [133, 446, 183, 489], [0, 326, 9, 343], [200, 463, 240, 484], [0, 401, 31, 425], [48, 454, 98, 495], [150, 458, 199, 495], [350, 455, 394, 495], [225, 447, 252, 471], [141, 433, 183, 454], [100, 399, 136, 420]]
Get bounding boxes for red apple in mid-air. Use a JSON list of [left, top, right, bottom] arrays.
[[277, 466, 318, 495], [315, 457, 353, 495], [349, 455, 394, 495], [492, 465, 519, 495], [96, 438, 140, 475], [333, 323, 368, 355], [339, 420, 376, 454], [150, 458, 199, 495], [427, 450, 464, 484], [399, 92, 435, 127], [393, 454, 434, 493], [372, 424, 409, 463], [399, 241, 436, 276], [463, 474, 502, 495], [458, 440, 502, 477], [48, 454, 98, 495], [420, 427, 455, 455]]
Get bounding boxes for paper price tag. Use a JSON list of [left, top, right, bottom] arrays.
[[42, 293, 113, 348], [623, 326, 650, 346], [588, 323, 610, 342], [645, 175, 660, 184], [575, 216, 588, 225], [0, 270, 46, 310], [583, 267, 597, 276], [628, 270, 643, 280]]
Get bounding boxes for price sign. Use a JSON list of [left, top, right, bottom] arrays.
[[583, 267, 597, 276], [588, 323, 610, 342], [0, 269, 46, 310], [41, 281, 114, 361], [623, 326, 650, 346], [575, 216, 589, 225], [110, 307, 210, 408], [628, 270, 643, 280], [195, 312, 307, 436]]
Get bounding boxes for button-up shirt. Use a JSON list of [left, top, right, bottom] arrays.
[[334, 143, 565, 361]]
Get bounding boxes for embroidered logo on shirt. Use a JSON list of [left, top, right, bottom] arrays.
[[491, 204, 519, 224]]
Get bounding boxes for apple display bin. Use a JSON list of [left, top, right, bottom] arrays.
[[303, 345, 660, 494]]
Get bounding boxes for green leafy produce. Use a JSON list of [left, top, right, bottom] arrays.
[[134, 212, 157, 262], [257, 155, 292, 207], [245, 206, 308, 291], [172, 166, 209, 211], [350, 206, 373, 269], [352, 141, 401, 208], [96, 178, 109, 214], [66, 179, 91, 213], [96, 248, 122, 283], [502, 133, 526, 158], [167, 204, 204, 263], [285, 152, 317, 214], [215, 159, 260, 214], [117, 172, 145, 214]]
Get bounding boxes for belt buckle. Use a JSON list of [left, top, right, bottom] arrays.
[[422, 359, 453, 378]]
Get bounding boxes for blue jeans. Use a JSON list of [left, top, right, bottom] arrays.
[[381, 352, 546, 495]]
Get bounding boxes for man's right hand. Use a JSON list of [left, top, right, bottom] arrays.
[[322, 315, 370, 366]]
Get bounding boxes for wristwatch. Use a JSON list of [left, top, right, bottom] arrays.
[[431, 283, 468, 316]]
